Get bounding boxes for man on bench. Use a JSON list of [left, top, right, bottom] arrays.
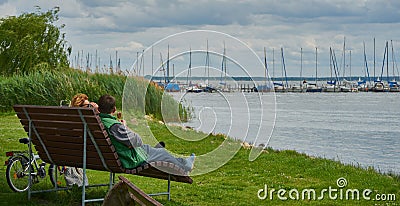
[[97, 94, 195, 173]]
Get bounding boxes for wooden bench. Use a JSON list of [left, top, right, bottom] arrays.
[[103, 176, 163, 206], [13, 105, 192, 205]]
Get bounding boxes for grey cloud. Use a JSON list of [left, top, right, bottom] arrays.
[[62, 0, 400, 34], [2, 0, 400, 77]]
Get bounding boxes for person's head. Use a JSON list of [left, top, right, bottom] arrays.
[[98, 94, 116, 114], [70, 93, 99, 113], [70, 93, 89, 107]]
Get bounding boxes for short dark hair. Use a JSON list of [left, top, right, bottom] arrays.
[[98, 94, 116, 114]]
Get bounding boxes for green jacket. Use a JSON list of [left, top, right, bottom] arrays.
[[99, 113, 147, 169]]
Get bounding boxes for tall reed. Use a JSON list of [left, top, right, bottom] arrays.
[[0, 69, 187, 121]]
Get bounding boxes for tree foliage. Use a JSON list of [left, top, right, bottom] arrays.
[[0, 7, 71, 76]]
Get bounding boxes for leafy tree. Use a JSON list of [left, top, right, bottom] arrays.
[[0, 7, 71, 76]]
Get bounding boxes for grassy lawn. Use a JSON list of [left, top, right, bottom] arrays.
[[0, 113, 399, 205]]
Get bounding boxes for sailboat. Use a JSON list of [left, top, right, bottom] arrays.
[[273, 47, 288, 92], [357, 41, 370, 92], [290, 48, 306, 92], [218, 42, 232, 92], [324, 47, 340, 92], [306, 47, 322, 92], [338, 37, 352, 92], [164, 45, 181, 92], [388, 40, 400, 92], [257, 47, 273, 92], [200, 40, 216, 93], [372, 41, 388, 92], [186, 49, 202, 93]]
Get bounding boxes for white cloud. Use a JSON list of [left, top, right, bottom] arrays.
[[114, 41, 145, 52]]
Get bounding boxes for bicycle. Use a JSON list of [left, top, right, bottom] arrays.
[[5, 138, 67, 192]]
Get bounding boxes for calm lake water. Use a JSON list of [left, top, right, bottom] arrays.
[[171, 92, 400, 175]]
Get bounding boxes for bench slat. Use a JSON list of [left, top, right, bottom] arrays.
[[35, 147, 119, 160], [14, 105, 96, 116], [23, 126, 108, 139], [13, 105, 193, 185], [34, 141, 115, 153], [15, 112, 101, 124], [38, 152, 123, 173], [30, 133, 112, 146], [20, 119, 103, 130]]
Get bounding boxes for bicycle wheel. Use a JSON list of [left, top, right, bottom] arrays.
[[6, 155, 31, 192], [48, 164, 67, 188]]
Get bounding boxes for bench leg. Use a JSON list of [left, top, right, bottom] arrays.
[[168, 174, 171, 201], [108, 173, 114, 190], [148, 174, 171, 200]]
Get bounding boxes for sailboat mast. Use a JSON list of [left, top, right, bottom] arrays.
[[281, 47, 288, 88], [264, 47, 268, 88], [167, 45, 170, 83], [272, 48, 275, 81], [204, 40, 210, 85], [223, 42, 227, 87], [220, 42, 227, 84], [160, 53, 166, 83], [391, 40, 395, 81], [300, 47, 303, 85], [330, 47, 333, 81], [186, 48, 192, 86], [374, 38, 376, 80], [349, 50, 352, 81], [363, 41, 370, 83], [386, 41, 389, 82], [280, 48, 284, 85], [207, 40, 210, 84], [315, 47, 318, 85], [343, 36, 346, 81]]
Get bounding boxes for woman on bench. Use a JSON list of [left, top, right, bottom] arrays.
[[70, 93, 99, 111], [62, 93, 97, 187], [97, 94, 195, 173]]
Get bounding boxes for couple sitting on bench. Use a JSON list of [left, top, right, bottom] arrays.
[[14, 93, 194, 204], [89, 94, 195, 173]]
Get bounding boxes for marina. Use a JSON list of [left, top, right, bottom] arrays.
[[149, 76, 400, 93], [142, 38, 400, 94]]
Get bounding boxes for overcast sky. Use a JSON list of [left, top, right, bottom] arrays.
[[1, 0, 400, 78]]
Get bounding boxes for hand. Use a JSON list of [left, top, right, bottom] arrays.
[[119, 119, 127, 126], [89, 102, 99, 113], [90, 102, 98, 109]]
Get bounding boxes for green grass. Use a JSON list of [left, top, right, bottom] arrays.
[[0, 114, 399, 205]]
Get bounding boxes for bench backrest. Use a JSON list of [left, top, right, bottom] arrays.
[[13, 105, 124, 173]]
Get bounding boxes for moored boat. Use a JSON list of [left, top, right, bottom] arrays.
[[389, 80, 400, 92], [305, 82, 322, 92]]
